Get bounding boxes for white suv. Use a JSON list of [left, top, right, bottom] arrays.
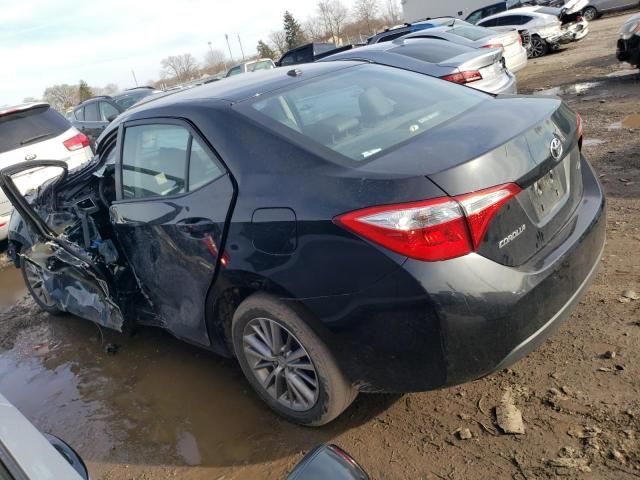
[[0, 103, 92, 240]]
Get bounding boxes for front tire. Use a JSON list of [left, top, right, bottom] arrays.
[[528, 35, 548, 58], [21, 260, 61, 314], [232, 293, 357, 426], [582, 6, 597, 21]]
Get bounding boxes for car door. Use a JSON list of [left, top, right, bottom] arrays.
[[109, 119, 234, 346], [80, 102, 107, 143]]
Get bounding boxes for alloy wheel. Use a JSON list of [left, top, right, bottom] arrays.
[[582, 7, 597, 21], [529, 38, 546, 58], [24, 261, 56, 308], [242, 317, 319, 411]]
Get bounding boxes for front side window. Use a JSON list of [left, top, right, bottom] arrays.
[[99, 101, 120, 122], [74, 107, 84, 121], [121, 124, 223, 200], [248, 65, 486, 163]]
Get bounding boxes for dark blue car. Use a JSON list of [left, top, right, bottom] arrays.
[[0, 61, 605, 426]]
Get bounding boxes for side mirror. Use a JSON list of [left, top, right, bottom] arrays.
[[287, 444, 369, 480], [106, 114, 118, 122]]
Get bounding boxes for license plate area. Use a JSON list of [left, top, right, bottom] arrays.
[[528, 157, 570, 221]]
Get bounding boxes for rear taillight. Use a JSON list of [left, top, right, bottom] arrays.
[[63, 133, 90, 151], [440, 70, 483, 85], [482, 43, 503, 49], [518, 35, 523, 45], [334, 183, 521, 262]]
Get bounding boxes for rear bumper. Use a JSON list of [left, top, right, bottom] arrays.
[[617, 36, 640, 66], [506, 47, 528, 73], [473, 71, 518, 95], [296, 154, 606, 392]]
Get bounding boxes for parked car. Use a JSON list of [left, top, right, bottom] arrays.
[[0, 103, 92, 240], [464, 0, 586, 22], [476, 9, 569, 56], [278, 42, 345, 66], [225, 58, 276, 77], [582, 0, 640, 20], [400, 21, 528, 72], [321, 37, 517, 94], [617, 13, 640, 67], [1, 61, 605, 426], [70, 88, 160, 144], [0, 393, 89, 479]]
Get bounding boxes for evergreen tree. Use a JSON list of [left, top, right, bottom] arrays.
[[257, 40, 277, 60], [78, 80, 93, 102], [283, 11, 306, 50]]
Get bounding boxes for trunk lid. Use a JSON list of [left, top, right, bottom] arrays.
[[438, 48, 503, 71], [359, 97, 583, 266]]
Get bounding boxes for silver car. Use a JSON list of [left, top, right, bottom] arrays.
[[583, 0, 640, 20], [402, 23, 528, 72], [321, 37, 517, 94], [0, 394, 88, 479]]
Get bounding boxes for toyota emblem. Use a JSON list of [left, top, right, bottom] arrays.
[[550, 137, 563, 160]]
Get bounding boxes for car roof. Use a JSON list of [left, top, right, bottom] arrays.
[[0, 102, 50, 117]]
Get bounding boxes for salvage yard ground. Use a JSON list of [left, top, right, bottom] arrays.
[[0, 12, 639, 480]]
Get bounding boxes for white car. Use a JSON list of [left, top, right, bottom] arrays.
[[477, 9, 569, 57], [0, 393, 88, 479], [0, 103, 92, 240]]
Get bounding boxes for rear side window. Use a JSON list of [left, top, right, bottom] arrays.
[[0, 106, 70, 154], [121, 124, 224, 200], [74, 107, 85, 121], [478, 17, 501, 27], [248, 65, 486, 163], [227, 66, 243, 76], [84, 103, 99, 121]]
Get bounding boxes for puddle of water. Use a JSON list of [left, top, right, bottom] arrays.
[[0, 313, 374, 471], [536, 81, 606, 97], [0, 266, 27, 312], [609, 114, 640, 131], [622, 113, 640, 129], [607, 69, 639, 78], [583, 139, 606, 147]]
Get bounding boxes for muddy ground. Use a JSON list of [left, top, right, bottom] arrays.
[[1, 13, 639, 480]]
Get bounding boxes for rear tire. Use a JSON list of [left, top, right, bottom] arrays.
[[528, 35, 548, 58], [582, 7, 597, 21], [232, 292, 357, 426], [21, 260, 61, 314]]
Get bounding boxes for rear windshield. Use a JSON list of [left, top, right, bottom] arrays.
[[248, 65, 486, 163], [448, 26, 492, 41], [0, 106, 69, 154], [389, 39, 470, 63]]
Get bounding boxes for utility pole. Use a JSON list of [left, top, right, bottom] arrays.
[[131, 69, 138, 87], [237, 34, 245, 61], [225, 34, 235, 62]]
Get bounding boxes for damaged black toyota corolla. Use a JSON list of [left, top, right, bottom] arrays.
[[1, 62, 606, 426]]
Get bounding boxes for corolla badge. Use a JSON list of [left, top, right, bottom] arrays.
[[24, 153, 37, 161], [550, 137, 563, 160]]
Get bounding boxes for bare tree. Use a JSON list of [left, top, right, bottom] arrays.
[[382, 0, 402, 25], [268, 30, 288, 56], [160, 54, 200, 83], [42, 84, 78, 111], [317, 0, 350, 43], [353, 0, 380, 34], [304, 18, 326, 41], [203, 48, 227, 74]]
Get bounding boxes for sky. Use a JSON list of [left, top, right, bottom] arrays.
[[0, 0, 363, 105]]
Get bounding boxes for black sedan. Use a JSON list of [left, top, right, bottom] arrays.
[[0, 62, 605, 426]]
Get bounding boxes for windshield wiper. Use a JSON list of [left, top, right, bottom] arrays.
[[20, 132, 53, 146]]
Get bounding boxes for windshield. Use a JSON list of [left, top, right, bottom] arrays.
[[0, 106, 69, 154], [248, 65, 486, 163], [114, 90, 155, 109]]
